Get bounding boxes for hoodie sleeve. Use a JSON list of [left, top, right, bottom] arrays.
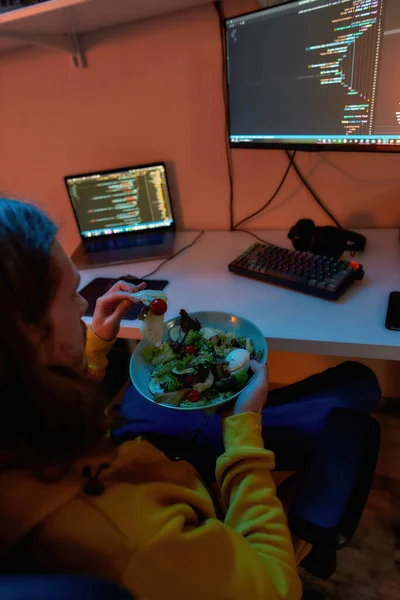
[[85, 326, 116, 382], [121, 412, 302, 600]]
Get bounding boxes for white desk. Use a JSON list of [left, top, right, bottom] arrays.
[[80, 229, 400, 361]]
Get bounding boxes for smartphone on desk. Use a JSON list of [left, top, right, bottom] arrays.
[[385, 292, 400, 331]]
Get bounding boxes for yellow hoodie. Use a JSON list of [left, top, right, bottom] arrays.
[[0, 329, 303, 600]]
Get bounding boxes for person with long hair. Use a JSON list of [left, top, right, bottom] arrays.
[[0, 198, 303, 599], [0, 198, 381, 600]]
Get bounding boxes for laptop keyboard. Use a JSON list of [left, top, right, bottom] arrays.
[[85, 233, 166, 254]]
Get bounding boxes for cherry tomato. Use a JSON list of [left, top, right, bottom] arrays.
[[184, 374, 193, 386], [149, 298, 167, 316], [184, 344, 196, 355], [185, 389, 201, 403]]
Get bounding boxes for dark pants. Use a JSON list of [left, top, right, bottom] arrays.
[[115, 361, 381, 482]]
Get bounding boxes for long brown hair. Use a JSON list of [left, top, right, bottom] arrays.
[[0, 198, 111, 469]]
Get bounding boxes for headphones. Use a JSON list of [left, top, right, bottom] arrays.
[[288, 219, 366, 260]]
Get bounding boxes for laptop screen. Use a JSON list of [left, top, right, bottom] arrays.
[[65, 163, 174, 239]]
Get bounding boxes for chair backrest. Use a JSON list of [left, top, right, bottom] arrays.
[[288, 409, 381, 579]]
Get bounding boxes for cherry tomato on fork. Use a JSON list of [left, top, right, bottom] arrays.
[[149, 298, 167, 316]]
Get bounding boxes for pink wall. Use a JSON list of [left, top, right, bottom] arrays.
[[0, 0, 399, 394], [0, 0, 400, 258]]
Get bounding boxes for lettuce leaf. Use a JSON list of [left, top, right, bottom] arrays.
[[213, 345, 230, 358], [245, 338, 255, 356], [232, 367, 249, 384], [141, 345, 157, 363], [256, 349, 265, 362], [144, 341, 175, 366], [179, 309, 201, 332], [192, 351, 215, 366], [172, 356, 192, 371], [152, 363, 173, 378], [219, 331, 237, 344], [185, 330, 203, 345], [162, 373, 181, 392]]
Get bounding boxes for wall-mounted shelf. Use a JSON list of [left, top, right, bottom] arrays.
[[0, 0, 214, 66]]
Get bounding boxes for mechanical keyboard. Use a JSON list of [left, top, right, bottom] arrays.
[[228, 243, 364, 301]]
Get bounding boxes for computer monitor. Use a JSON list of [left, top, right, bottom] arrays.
[[226, 0, 400, 152], [65, 163, 175, 239]]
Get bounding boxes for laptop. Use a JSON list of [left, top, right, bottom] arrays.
[[65, 162, 176, 269]]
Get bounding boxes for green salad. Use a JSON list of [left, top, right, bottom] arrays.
[[142, 310, 263, 408]]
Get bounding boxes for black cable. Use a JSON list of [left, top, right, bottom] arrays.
[[140, 230, 204, 279], [234, 150, 297, 229], [286, 149, 343, 229], [214, 0, 235, 230]]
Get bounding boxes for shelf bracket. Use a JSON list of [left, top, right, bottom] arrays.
[[70, 32, 86, 68], [0, 31, 87, 67]]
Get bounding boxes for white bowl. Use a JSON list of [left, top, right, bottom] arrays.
[[130, 311, 268, 411]]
